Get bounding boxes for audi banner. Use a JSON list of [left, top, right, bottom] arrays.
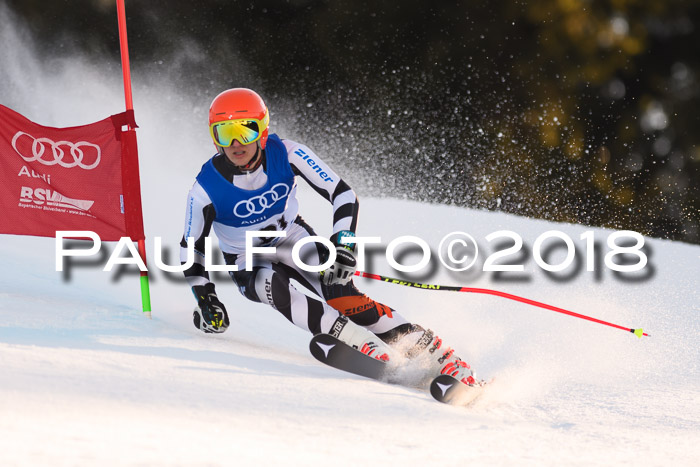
[[0, 104, 144, 240]]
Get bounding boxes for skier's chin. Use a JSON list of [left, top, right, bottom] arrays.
[[230, 154, 253, 166]]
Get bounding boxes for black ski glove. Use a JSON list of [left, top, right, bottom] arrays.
[[322, 245, 357, 286], [192, 283, 230, 333]]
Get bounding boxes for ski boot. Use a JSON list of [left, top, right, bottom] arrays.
[[329, 315, 391, 362], [397, 328, 479, 387]]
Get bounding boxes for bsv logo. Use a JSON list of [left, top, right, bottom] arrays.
[[12, 131, 101, 170], [20, 186, 94, 211], [233, 183, 290, 218]]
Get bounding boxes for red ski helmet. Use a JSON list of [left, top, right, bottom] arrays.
[[208, 88, 270, 150]]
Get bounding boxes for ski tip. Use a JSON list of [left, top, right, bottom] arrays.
[[430, 375, 485, 406]]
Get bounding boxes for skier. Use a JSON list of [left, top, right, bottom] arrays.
[[180, 88, 477, 387]]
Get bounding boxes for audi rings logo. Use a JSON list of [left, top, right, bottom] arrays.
[[11, 131, 101, 170], [234, 183, 290, 218]]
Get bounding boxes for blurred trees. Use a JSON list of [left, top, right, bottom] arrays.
[[4, 0, 699, 242]]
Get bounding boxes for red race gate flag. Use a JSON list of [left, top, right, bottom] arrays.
[[0, 104, 144, 241]]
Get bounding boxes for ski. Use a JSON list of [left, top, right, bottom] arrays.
[[430, 374, 484, 406], [310, 334, 485, 407], [309, 333, 387, 381]]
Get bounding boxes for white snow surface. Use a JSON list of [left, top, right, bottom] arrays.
[[1, 196, 699, 466], [1, 8, 699, 464]]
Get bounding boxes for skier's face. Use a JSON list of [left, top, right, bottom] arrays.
[[223, 139, 258, 167]]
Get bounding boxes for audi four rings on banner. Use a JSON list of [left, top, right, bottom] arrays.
[[11, 131, 101, 170]]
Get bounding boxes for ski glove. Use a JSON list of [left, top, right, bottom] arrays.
[[322, 245, 357, 286], [192, 283, 230, 333]]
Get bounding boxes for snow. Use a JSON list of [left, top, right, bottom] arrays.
[[1, 193, 698, 466], [1, 6, 699, 464]]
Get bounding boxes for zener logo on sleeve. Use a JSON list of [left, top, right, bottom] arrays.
[[293, 148, 334, 182], [196, 134, 298, 228]]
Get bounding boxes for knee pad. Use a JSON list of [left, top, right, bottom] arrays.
[[326, 295, 394, 326]]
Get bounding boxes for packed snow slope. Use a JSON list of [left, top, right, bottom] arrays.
[[1, 193, 698, 466], [1, 7, 699, 464]]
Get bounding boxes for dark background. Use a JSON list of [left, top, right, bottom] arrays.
[[6, 0, 699, 243]]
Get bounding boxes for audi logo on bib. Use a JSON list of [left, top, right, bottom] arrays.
[[234, 183, 290, 218], [11, 131, 101, 170]]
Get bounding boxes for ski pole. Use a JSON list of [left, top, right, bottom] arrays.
[[353, 271, 649, 338]]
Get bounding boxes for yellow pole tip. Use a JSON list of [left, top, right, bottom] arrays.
[[633, 328, 643, 338]]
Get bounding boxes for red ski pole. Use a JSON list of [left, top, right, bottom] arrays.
[[353, 271, 649, 338]]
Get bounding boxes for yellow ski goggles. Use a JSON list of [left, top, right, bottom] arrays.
[[209, 115, 269, 147]]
